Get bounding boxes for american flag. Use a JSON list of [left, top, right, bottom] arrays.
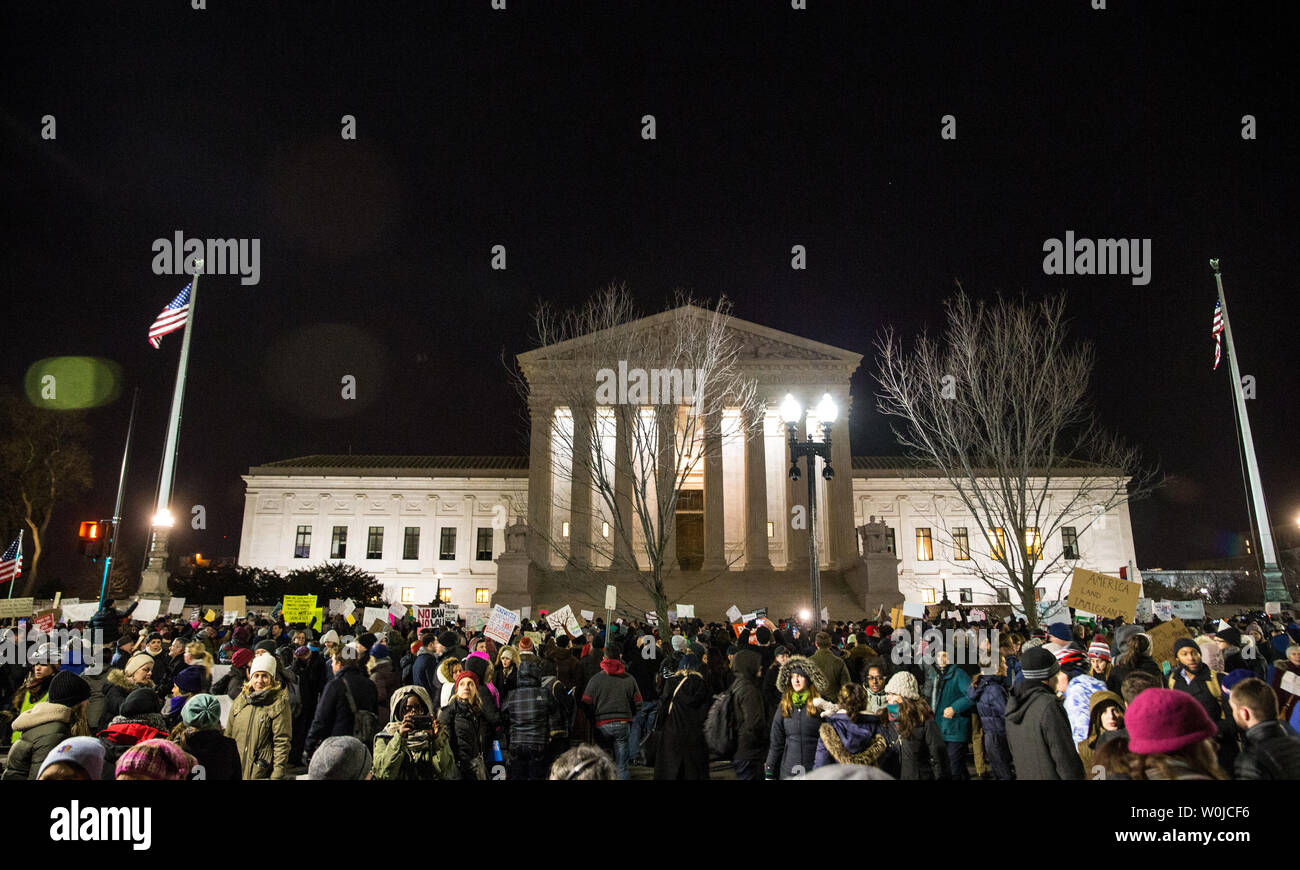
[[148, 282, 192, 348], [1211, 299, 1224, 370], [0, 533, 21, 586]]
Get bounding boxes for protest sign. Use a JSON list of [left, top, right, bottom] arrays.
[[328, 599, 345, 615], [484, 604, 521, 645], [1147, 617, 1189, 670], [521, 606, 531, 619], [342, 598, 356, 616], [726, 605, 743, 624], [223, 611, 238, 624], [524, 631, 544, 648], [52, 591, 62, 609], [644, 611, 659, 625], [1265, 601, 1281, 615], [1280, 672, 1300, 697], [740, 611, 758, 624], [1169, 599, 1206, 620], [889, 607, 904, 629], [203, 609, 217, 623], [414, 607, 435, 629], [1039, 601, 1070, 627], [820, 607, 829, 624], [282, 595, 317, 624], [1067, 568, 1140, 620], [222, 595, 247, 618], [580, 610, 595, 621], [135, 598, 162, 622], [389, 603, 407, 619], [1135, 598, 1153, 622], [546, 604, 580, 637], [310, 608, 324, 629], [167, 596, 186, 615], [1154, 600, 1174, 620], [61, 602, 97, 622], [605, 585, 617, 610], [676, 604, 695, 619], [33, 610, 56, 633], [969, 609, 986, 622], [211, 664, 231, 685], [667, 609, 677, 622], [0, 598, 35, 619], [461, 608, 490, 631], [363, 607, 389, 629], [902, 601, 925, 619]]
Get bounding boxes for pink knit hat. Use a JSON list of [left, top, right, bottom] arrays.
[[1125, 689, 1217, 755], [114, 738, 191, 780]]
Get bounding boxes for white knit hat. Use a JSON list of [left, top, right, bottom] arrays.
[[320, 629, 340, 645], [884, 671, 920, 701], [249, 651, 277, 677]]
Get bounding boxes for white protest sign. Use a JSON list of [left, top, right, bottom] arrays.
[[61, 603, 98, 622], [217, 693, 233, 729], [223, 611, 237, 624], [484, 604, 521, 645], [389, 603, 407, 619], [341, 598, 356, 616], [667, 609, 677, 622], [1039, 601, 1070, 626], [1280, 671, 1300, 697], [604, 585, 617, 610], [363, 607, 389, 629], [580, 610, 595, 621], [969, 609, 986, 622], [675, 604, 695, 619], [726, 605, 743, 624], [1154, 600, 1174, 620], [521, 606, 531, 619], [1135, 598, 1153, 622], [645, 611, 659, 625], [134, 598, 162, 622], [211, 664, 231, 685], [546, 605, 581, 637], [167, 596, 186, 615], [1169, 599, 1206, 620], [902, 601, 925, 619], [740, 611, 758, 623], [1265, 601, 1281, 615], [329, 599, 345, 615]]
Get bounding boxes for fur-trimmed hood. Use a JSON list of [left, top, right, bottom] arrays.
[[13, 701, 72, 730], [777, 655, 828, 696], [438, 656, 462, 683], [106, 668, 154, 693]]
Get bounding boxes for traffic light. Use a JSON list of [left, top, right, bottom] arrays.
[[78, 521, 101, 559]]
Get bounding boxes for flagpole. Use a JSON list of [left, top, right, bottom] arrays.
[[99, 387, 140, 608], [141, 262, 202, 595], [6, 530, 19, 600], [1210, 259, 1287, 602]]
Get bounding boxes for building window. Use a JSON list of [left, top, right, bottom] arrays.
[[562, 521, 570, 539], [767, 521, 774, 538], [400, 587, 417, 604], [920, 587, 937, 604], [366, 527, 383, 560], [475, 588, 490, 604], [476, 528, 494, 561], [439, 588, 453, 603], [959, 587, 973, 604], [886, 527, 896, 555], [1062, 526, 1079, 560], [996, 587, 1011, 603], [1035, 586, 1045, 602], [988, 528, 1006, 560], [439, 528, 457, 560], [402, 527, 420, 560], [602, 522, 611, 538], [1025, 527, 1042, 558], [915, 528, 933, 561], [294, 525, 311, 559], [330, 526, 347, 559], [952, 527, 970, 560]]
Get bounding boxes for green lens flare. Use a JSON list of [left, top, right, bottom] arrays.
[[25, 357, 123, 409]]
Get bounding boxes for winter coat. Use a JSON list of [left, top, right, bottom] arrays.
[[548, 646, 580, 689], [305, 664, 379, 756], [896, 716, 949, 780], [212, 667, 247, 700], [1063, 674, 1107, 744], [181, 728, 244, 781], [811, 648, 851, 701], [2, 703, 75, 780], [368, 659, 401, 721], [1167, 665, 1224, 721], [1075, 690, 1123, 772], [625, 641, 661, 702], [967, 674, 1009, 734], [411, 649, 440, 702], [225, 686, 292, 779], [760, 660, 782, 723], [814, 713, 888, 769], [929, 665, 975, 743], [653, 671, 712, 780], [766, 704, 822, 779], [1005, 682, 1085, 780], [845, 645, 879, 684], [493, 660, 518, 707], [1233, 720, 1300, 780], [371, 685, 457, 780], [438, 657, 461, 709], [730, 649, 769, 762], [97, 715, 168, 779], [99, 669, 155, 731], [581, 658, 642, 726], [501, 661, 552, 752], [438, 698, 486, 780]]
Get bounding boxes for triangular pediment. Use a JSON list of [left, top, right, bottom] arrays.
[[518, 304, 862, 369]]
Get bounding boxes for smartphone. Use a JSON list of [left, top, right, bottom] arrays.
[[411, 715, 433, 731]]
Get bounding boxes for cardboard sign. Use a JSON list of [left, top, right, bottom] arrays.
[[1135, 598, 1153, 622], [1147, 617, 1189, 670], [135, 598, 162, 622], [1067, 568, 1140, 621], [1169, 599, 1206, 621], [33, 610, 56, 633], [222, 595, 247, 618], [1265, 601, 1281, 616], [605, 585, 617, 610], [725, 605, 743, 623], [167, 596, 186, 615], [0, 598, 35, 619], [902, 601, 925, 619], [484, 604, 521, 645], [889, 607, 904, 629], [281, 595, 317, 624], [579, 609, 595, 621]]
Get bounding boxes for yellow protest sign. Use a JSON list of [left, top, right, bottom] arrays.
[[1067, 568, 1140, 621], [281, 594, 317, 624], [311, 607, 324, 630], [1146, 617, 1189, 671], [204, 609, 216, 623], [889, 607, 904, 629], [346, 613, 356, 626]]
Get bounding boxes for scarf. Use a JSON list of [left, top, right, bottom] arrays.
[[791, 690, 810, 709], [245, 687, 279, 706]]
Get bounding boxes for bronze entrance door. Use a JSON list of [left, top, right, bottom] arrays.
[[675, 489, 704, 571]]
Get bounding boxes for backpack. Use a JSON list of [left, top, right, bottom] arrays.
[[541, 675, 574, 735], [340, 677, 380, 745], [703, 689, 737, 759]]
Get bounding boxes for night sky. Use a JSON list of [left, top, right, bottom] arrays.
[[4, 2, 1297, 593]]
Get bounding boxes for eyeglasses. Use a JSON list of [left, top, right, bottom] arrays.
[[866, 675, 886, 681]]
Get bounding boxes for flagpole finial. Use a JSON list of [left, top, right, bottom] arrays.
[[1209, 258, 1221, 275]]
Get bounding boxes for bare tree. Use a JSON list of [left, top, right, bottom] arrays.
[[513, 286, 765, 628], [874, 291, 1159, 628], [0, 390, 93, 596]]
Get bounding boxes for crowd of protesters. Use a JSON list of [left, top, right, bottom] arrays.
[[2, 596, 1299, 781]]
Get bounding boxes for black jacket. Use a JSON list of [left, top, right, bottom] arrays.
[[892, 717, 950, 781], [730, 649, 767, 762], [653, 672, 712, 780], [1233, 720, 1300, 780], [439, 698, 485, 779], [1005, 682, 1085, 780], [501, 661, 552, 752], [766, 705, 822, 779], [1107, 654, 1163, 694], [184, 728, 244, 781], [304, 664, 378, 756]]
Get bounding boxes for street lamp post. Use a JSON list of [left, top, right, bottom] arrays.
[[781, 393, 838, 631]]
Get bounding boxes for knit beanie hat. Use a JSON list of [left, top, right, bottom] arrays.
[[1172, 638, 1199, 659], [1220, 669, 1256, 692], [249, 652, 277, 677], [115, 738, 190, 780], [1087, 635, 1111, 661], [1048, 622, 1072, 642], [124, 652, 155, 676], [455, 669, 480, 688], [231, 648, 255, 669], [370, 643, 388, 660], [48, 671, 90, 707], [518, 636, 535, 653], [173, 665, 205, 695], [121, 687, 162, 717], [254, 639, 277, 655], [884, 671, 920, 701], [671, 635, 688, 653], [181, 694, 222, 729], [1125, 688, 1217, 755], [437, 630, 459, 649], [1115, 624, 1143, 649], [304, 736, 372, 780], [1021, 647, 1061, 682], [1216, 627, 1242, 647], [320, 629, 340, 645], [358, 632, 377, 650], [38, 736, 106, 780]]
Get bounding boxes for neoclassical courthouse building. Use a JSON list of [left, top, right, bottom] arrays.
[[237, 308, 1138, 620]]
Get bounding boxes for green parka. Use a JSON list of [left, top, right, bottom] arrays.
[[225, 685, 292, 779]]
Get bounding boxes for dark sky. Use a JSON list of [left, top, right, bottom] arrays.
[[4, 1, 1297, 592]]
